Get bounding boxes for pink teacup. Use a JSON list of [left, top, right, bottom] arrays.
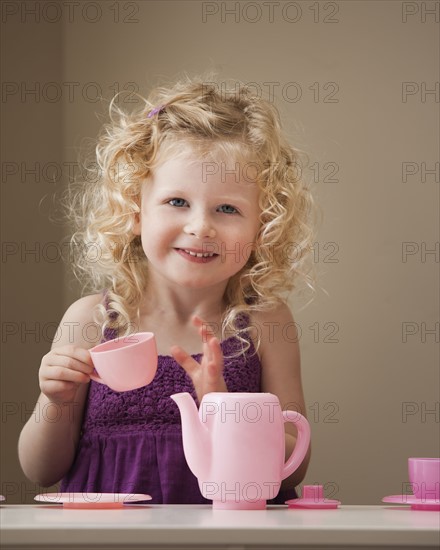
[[408, 457, 440, 501], [89, 332, 157, 392]]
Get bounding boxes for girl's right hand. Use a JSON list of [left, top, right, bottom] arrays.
[[39, 345, 95, 404]]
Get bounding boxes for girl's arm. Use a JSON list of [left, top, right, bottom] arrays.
[[18, 293, 103, 486], [255, 302, 311, 490]]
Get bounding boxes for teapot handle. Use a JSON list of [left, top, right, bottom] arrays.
[[281, 411, 311, 480]]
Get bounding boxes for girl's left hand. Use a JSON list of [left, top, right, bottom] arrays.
[[171, 315, 227, 403]]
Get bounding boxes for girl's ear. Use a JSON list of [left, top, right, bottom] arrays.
[[132, 189, 143, 235], [132, 210, 141, 235]]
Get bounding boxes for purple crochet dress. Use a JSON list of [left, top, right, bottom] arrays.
[[61, 309, 297, 504]]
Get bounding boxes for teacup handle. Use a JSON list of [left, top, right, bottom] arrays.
[[89, 371, 104, 385], [281, 411, 311, 480]]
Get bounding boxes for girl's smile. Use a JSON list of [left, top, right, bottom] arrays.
[[174, 248, 219, 263]]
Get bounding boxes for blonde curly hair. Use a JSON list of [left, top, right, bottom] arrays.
[[65, 73, 316, 350]]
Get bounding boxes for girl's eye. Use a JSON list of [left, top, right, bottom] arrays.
[[218, 204, 238, 214], [168, 198, 188, 207]]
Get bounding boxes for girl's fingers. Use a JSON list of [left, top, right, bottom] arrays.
[[41, 380, 88, 400], [209, 337, 223, 371], [192, 315, 204, 327], [170, 345, 199, 376], [205, 337, 223, 379], [40, 365, 90, 384], [202, 338, 213, 363], [172, 320, 225, 397], [192, 316, 215, 341], [53, 346, 94, 364], [46, 354, 94, 375]]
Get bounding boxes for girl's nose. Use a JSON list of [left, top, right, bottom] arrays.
[[183, 216, 216, 239]]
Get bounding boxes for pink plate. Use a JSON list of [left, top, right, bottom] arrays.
[[382, 494, 440, 511], [285, 498, 340, 509], [285, 485, 341, 509], [34, 493, 152, 509], [0, 495, 5, 502]]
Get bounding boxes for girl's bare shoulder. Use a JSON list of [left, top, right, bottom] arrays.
[[248, 301, 295, 359], [53, 292, 105, 349], [64, 292, 104, 318], [250, 301, 294, 339]]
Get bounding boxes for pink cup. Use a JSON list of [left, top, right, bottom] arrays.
[[89, 332, 157, 392], [408, 457, 440, 501]]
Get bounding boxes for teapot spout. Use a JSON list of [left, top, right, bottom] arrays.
[[170, 392, 210, 480]]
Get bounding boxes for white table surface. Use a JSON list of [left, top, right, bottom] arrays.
[[1, 504, 439, 550]]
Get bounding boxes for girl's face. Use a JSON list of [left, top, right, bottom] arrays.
[[133, 147, 261, 292]]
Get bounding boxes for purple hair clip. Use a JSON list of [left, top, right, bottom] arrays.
[[147, 104, 165, 118]]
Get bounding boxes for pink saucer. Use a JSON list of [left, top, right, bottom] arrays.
[[34, 493, 152, 509], [382, 494, 440, 511], [0, 495, 5, 502], [286, 485, 341, 509]]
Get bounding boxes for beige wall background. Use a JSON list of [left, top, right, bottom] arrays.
[[1, 0, 439, 505]]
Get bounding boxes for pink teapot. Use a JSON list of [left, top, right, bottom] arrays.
[[171, 392, 311, 509]]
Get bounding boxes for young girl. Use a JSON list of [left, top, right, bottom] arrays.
[[18, 75, 315, 504]]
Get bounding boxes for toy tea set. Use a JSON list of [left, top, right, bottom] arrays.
[[382, 458, 440, 511], [21, 332, 439, 511]]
